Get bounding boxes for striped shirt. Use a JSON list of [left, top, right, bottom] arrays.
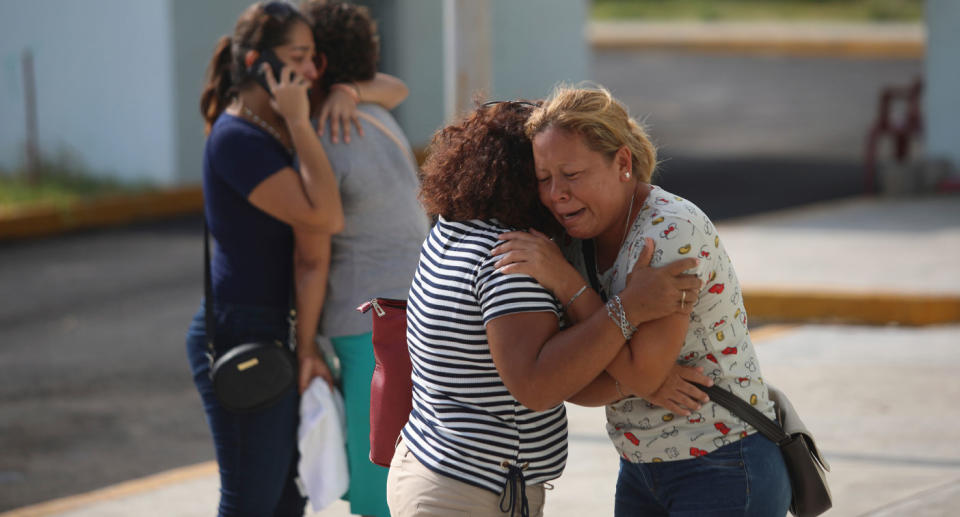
[[401, 217, 568, 495]]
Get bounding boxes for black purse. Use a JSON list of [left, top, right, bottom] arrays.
[[204, 217, 297, 413], [694, 383, 832, 517]]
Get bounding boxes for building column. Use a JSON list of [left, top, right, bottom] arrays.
[[443, 0, 491, 121], [925, 0, 960, 180]]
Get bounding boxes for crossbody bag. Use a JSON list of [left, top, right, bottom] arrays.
[[204, 216, 298, 413]]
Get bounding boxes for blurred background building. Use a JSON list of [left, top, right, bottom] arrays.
[[2, 0, 955, 192], [925, 0, 960, 181], [0, 0, 588, 186]]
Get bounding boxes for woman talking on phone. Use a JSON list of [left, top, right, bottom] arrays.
[[186, 2, 408, 515]]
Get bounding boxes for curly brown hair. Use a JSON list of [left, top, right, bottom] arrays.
[[420, 101, 560, 234], [300, 1, 378, 92]]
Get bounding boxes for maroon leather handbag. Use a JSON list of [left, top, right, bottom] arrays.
[[356, 298, 412, 467]]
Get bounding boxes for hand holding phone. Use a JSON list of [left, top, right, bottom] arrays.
[[251, 49, 286, 96], [254, 49, 311, 125]]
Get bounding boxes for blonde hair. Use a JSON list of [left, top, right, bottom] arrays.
[[525, 84, 657, 183]]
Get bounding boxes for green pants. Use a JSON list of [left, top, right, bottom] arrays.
[[332, 332, 390, 517]]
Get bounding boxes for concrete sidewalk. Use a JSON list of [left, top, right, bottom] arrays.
[[3, 194, 958, 516], [721, 195, 960, 325], [6, 323, 959, 517]]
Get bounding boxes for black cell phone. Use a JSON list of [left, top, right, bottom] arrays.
[[251, 48, 286, 96]]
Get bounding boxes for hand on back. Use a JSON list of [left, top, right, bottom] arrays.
[[317, 85, 364, 144], [492, 229, 579, 295]]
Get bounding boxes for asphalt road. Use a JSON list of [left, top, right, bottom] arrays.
[[0, 50, 923, 510], [0, 217, 209, 510]]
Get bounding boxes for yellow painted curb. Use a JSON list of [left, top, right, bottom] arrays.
[[0, 186, 203, 242], [587, 22, 926, 59], [590, 36, 924, 58], [744, 289, 960, 326], [2, 185, 955, 327], [0, 462, 216, 517]]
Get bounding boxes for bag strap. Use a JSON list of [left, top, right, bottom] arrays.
[[355, 110, 416, 167], [693, 382, 789, 446], [581, 239, 606, 302], [204, 215, 216, 361], [202, 215, 297, 367]]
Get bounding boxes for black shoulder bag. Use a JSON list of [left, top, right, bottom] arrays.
[[204, 217, 297, 413]]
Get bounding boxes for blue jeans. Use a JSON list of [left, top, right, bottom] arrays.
[[185, 303, 305, 517], [614, 433, 791, 517]]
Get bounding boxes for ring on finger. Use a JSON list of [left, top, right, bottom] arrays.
[[681, 290, 686, 307]]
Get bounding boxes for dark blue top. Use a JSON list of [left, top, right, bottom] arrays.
[[203, 113, 293, 309]]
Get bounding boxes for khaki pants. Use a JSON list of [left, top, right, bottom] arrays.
[[386, 440, 546, 517]]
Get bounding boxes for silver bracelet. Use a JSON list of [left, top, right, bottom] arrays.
[[613, 295, 637, 340], [564, 285, 588, 312], [606, 296, 636, 341], [618, 296, 638, 338]]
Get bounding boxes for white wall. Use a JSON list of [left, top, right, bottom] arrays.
[[171, 0, 254, 183], [0, 0, 177, 184], [491, 0, 590, 101], [381, 0, 446, 149], [925, 0, 960, 172]]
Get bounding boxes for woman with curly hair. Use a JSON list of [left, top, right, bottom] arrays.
[[386, 101, 705, 517], [296, 3, 427, 517]]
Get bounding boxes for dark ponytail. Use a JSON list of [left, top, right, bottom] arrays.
[[200, 35, 234, 135]]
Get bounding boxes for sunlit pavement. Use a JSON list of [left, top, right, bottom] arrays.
[[551, 323, 960, 517], [9, 323, 958, 517]]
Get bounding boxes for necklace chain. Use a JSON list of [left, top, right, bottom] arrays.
[[620, 184, 639, 250], [241, 106, 292, 154], [593, 183, 641, 283]]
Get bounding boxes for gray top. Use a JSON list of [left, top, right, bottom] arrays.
[[319, 103, 430, 337]]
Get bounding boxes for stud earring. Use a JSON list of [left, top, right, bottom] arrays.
[[625, 172, 631, 179]]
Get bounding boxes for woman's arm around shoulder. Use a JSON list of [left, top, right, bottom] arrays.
[[479, 242, 635, 412], [356, 73, 408, 110], [318, 73, 409, 144]]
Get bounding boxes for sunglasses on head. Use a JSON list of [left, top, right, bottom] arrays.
[[263, 1, 296, 19], [482, 100, 540, 109]]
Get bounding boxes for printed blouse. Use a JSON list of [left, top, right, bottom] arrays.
[[566, 185, 777, 463]]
